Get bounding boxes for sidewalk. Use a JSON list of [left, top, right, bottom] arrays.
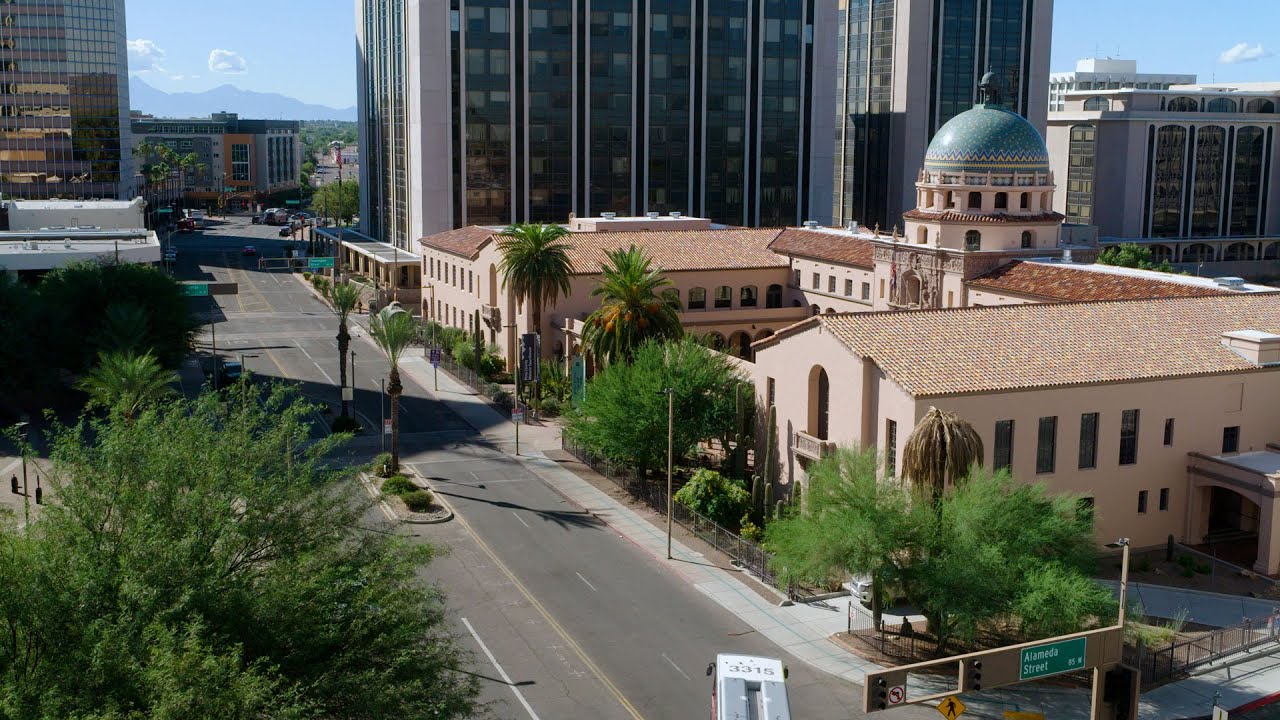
[[389, 350, 1280, 719]]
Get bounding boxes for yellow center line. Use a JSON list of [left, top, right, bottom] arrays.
[[439, 493, 645, 720]]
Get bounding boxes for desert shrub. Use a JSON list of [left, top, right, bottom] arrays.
[[381, 475, 417, 496], [739, 516, 764, 543], [492, 390, 514, 410], [674, 469, 750, 528], [401, 490, 435, 513], [371, 452, 393, 477], [302, 271, 313, 280], [540, 397, 562, 418]]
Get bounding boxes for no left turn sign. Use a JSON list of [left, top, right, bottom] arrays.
[[887, 686, 905, 705]]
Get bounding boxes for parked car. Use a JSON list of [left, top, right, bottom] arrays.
[[185, 209, 206, 227], [262, 208, 291, 225], [251, 215, 262, 224], [278, 226, 294, 237], [242, 245, 257, 256], [202, 358, 242, 386], [291, 211, 315, 224], [176, 217, 196, 232]]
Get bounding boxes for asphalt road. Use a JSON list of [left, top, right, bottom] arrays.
[[174, 216, 936, 719]]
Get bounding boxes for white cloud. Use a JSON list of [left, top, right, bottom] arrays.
[[1219, 42, 1272, 64], [208, 48, 248, 74], [127, 38, 166, 75]]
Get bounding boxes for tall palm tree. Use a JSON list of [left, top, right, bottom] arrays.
[[496, 223, 574, 405], [331, 281, 362, 418], [581, 245, 683, 365], [76, 350, 177, 421], [900, 406, 984, 501], [369, 307, 418, 474]]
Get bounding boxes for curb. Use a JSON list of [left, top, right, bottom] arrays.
[[358, 470, 453, 525]]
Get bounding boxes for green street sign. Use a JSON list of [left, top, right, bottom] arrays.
[[308, 257, 335, 269], [181, 283, 210, 297], [157, 207, 173, 214], [1019, 637, 1086, 681], [285, 199, 301, 206]]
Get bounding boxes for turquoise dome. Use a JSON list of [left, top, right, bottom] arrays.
[[923, 104, 1050, 175]]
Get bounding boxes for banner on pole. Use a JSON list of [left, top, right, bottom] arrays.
[[520, 333, 540, 383]]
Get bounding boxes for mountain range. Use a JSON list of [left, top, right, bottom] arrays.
[[128, 77, 356, 121]]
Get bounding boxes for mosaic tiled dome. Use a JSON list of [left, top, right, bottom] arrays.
[[923, 104, 1050, 175]]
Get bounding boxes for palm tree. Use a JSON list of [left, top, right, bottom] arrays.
[[900, 406, 984, 501], [496, 223, 574, 405], [331, 281, 362, 418], [581, 245, 683, 365], [369, 307, 418, 474], [76, 350, 177, 421]]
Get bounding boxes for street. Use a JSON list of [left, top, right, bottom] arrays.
[[170, 215, 933, 719]]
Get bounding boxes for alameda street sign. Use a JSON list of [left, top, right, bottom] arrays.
[[1019, 637, 1086, 681]]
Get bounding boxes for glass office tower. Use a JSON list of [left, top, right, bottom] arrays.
[[0, 0, 132, 200]]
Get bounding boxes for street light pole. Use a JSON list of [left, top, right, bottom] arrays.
[[379, 377, 386, 453], [1106, 538, 1131, 627], [663, 387, 674, 559]]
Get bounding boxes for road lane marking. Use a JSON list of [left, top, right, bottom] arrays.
[[512, 511, 530, 529], [661, 652, 690, 681], [461, 617, 543, 720], [575, 572, 598, 593], [441, 493, 644, 719], [293, 340, 336, 384]]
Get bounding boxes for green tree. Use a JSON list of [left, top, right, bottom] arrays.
[[581, 245, 683, 366], [330, 282, 362, 419], [0, 273, 52, 410], [900, 406, 984, 501], [0, 385, 479, 718], [565, 338, 744, 477], [309, 180, 359, 224], [75, 350, 177, 421], [497, 222, 574, 405], [673, 469, 750, 527], [369, 307, 419, 474], [1098, 244, 1176, 273]]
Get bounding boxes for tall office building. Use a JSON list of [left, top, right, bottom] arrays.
[[357, 0, 836, 249], [832, 0, 1053, 233], [0, 0, 133, 201]]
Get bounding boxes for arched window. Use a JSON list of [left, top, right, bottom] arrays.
[[754, 328, 775, 342], [1167, 96, 1199, 112], [809, 304, 820, 316], [824, 307, 835, 314], [1246, 98, 1276, 114], [968, 191, 983, 210], [1181, 243, 1215, 263], [1265, 243, 1279, 260], [792, 299, 803, 307], [730, 331, 752, 360], [901, 273, 921, 306], [739, 285, 758, 307], [994, 192, 1008, 209], [1207, 98, 1237, 113], [964, 230, 981, 251], [946, 191, 957, 208], [1020, 230, 1033, 249], [765, 284, 783, 308], [1020, 192, 1029, 209], [916, 226, 928, 244], [704, 332, 726, 351], [714, 285, 732, 308], [661, 288, 681, 307], [688, 286, 706, 310], [1150, 245, 1174, 263], [1083, 96, 1109, 111], [808, 366, 830, 440], [1223, 242, 1256, 261]]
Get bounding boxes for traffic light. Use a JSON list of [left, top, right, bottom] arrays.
[[874, 677, 888, 709], [961, 659, 982, 691], [863, 669, 907, 713]]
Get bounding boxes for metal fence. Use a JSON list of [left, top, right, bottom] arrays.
[[561, 436, 813, 600], [847, 603, 923, 662], [1128, 613, 1280, 687]]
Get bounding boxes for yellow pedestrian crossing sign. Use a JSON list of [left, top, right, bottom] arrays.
[[938, 696, 966, 719]]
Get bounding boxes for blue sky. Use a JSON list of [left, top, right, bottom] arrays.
[[125, 0, 1280, 110]]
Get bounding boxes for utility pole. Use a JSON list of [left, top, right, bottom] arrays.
[[380, 377, 386, 453], [210, 294, 218, 391]]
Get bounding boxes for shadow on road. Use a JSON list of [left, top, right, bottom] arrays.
[[431, 487, 605, 531]]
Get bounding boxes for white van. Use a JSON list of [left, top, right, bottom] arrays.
[[185, 209, 206, 227], [262, 208, 289, 225]]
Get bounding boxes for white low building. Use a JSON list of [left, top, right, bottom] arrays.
[[1, 198, 159, 276]]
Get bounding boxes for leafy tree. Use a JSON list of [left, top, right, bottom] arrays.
[[564, 338, 744, 477], [0, 273, 53, 409], [901, 406, 984, 501], [0, 385, 479, 718], [308, 180, 359, 224], [75, 350, 177, 421], [1098, 244, 1176, 273], [369, 307, 418, 474], [582, 245, 683, 366], [673, 469, 750, 527], [330, 282, 362, 419]]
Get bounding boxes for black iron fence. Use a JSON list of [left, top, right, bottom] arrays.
[[847, 602, 923, 661], [561, 436, 815, 600], [1127, 613, 1280, 687]]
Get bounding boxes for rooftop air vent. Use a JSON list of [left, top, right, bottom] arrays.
[[847, 220, 858, 232], [804, 220, 820, 229], [601, 212, 617, 220], [646, 211, 659, 218], [1062, 248, 1073, 263], [669, 211, 682, 219], [1214, 276, 1246, 289]]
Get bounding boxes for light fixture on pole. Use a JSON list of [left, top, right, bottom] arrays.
[[1104, 538, 1131, 627]]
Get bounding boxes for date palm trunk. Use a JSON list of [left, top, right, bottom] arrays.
[[337, 320, 350, 418], [388, 367, 403, 473]]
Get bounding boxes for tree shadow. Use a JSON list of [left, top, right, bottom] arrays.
[[431, 486, 605, 532]]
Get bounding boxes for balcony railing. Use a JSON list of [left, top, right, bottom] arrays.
[[793, 430, 833, 461]]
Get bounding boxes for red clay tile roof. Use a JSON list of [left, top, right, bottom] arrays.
[[562, 229, 788, 273], [902, 209, 1064, 224], [768, 228, 874, 268], [764, 294, 1280, 397], [419, 226, 498, 259], [967, 261, 1233, 302]]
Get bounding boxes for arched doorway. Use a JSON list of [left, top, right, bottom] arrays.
[[901, 272, 922, 306], [729, 331, 752, 360], [1224, 243, 1256, 261], [1182, 243, 1215, 263], [807, 366, 830, 440], [754, 328, 774, 342], [704, 332, 726, 351], [1150, 244, 1174, 264]]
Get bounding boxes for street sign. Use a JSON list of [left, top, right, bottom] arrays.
[[341, 387, 353, 401], [157, 207, 173, 214], [512, 409, 524, 423], [383, 419, 392, 435], [1019, 637, 1086, 681], [285, 199, 301, 206], [429, 347, 441, 367], [1212, 707, 1229, 720], [181, 282, 210, 297], [308, 257, 335, 269], [937, 696, 965, 719], [886, 686, 905, 707]]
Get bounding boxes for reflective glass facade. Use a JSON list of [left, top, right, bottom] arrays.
[[833, 0, 893, 230], [1147, 125, 1186, 238], [1190, 126, 1225, 236], [930, 0, 1033, 134], [1229, 126, 1266, 236], [0, 0, 131, 200], [361, 0, 409, 248], [1065, 124, 1094, 223]]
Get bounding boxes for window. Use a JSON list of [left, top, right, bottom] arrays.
[[1020, 231, 1033, 249], [1163, 418, 1174, 446], [765, 284, 782, 308], [828, 276, 836, 293], [994, 420, 1014, 471], [968, 191, 982, 210], [1036, 416, 1057, 474], [879, 279, 885, 298], [1119, 409, 1139, 465], [994, 192, 1008, 209], [767, 377, 775, 407], [661, 288, 680, 306], [231, 143, 250, 181], [1159, 487, 1170, 511], [1223, 426, 1240, 453], [688, 287, 706, 310], [811, 273, 820, 290], [861, 282, 871, 300], [1083, 96, 1109, 111], [714, 286, 732, 308], [740, 285, 758, 307], [964, 230, 981, 251], [793, 269, 801, 287], [1137, 490, 1148, 514], [886, 420, 897, 477]]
